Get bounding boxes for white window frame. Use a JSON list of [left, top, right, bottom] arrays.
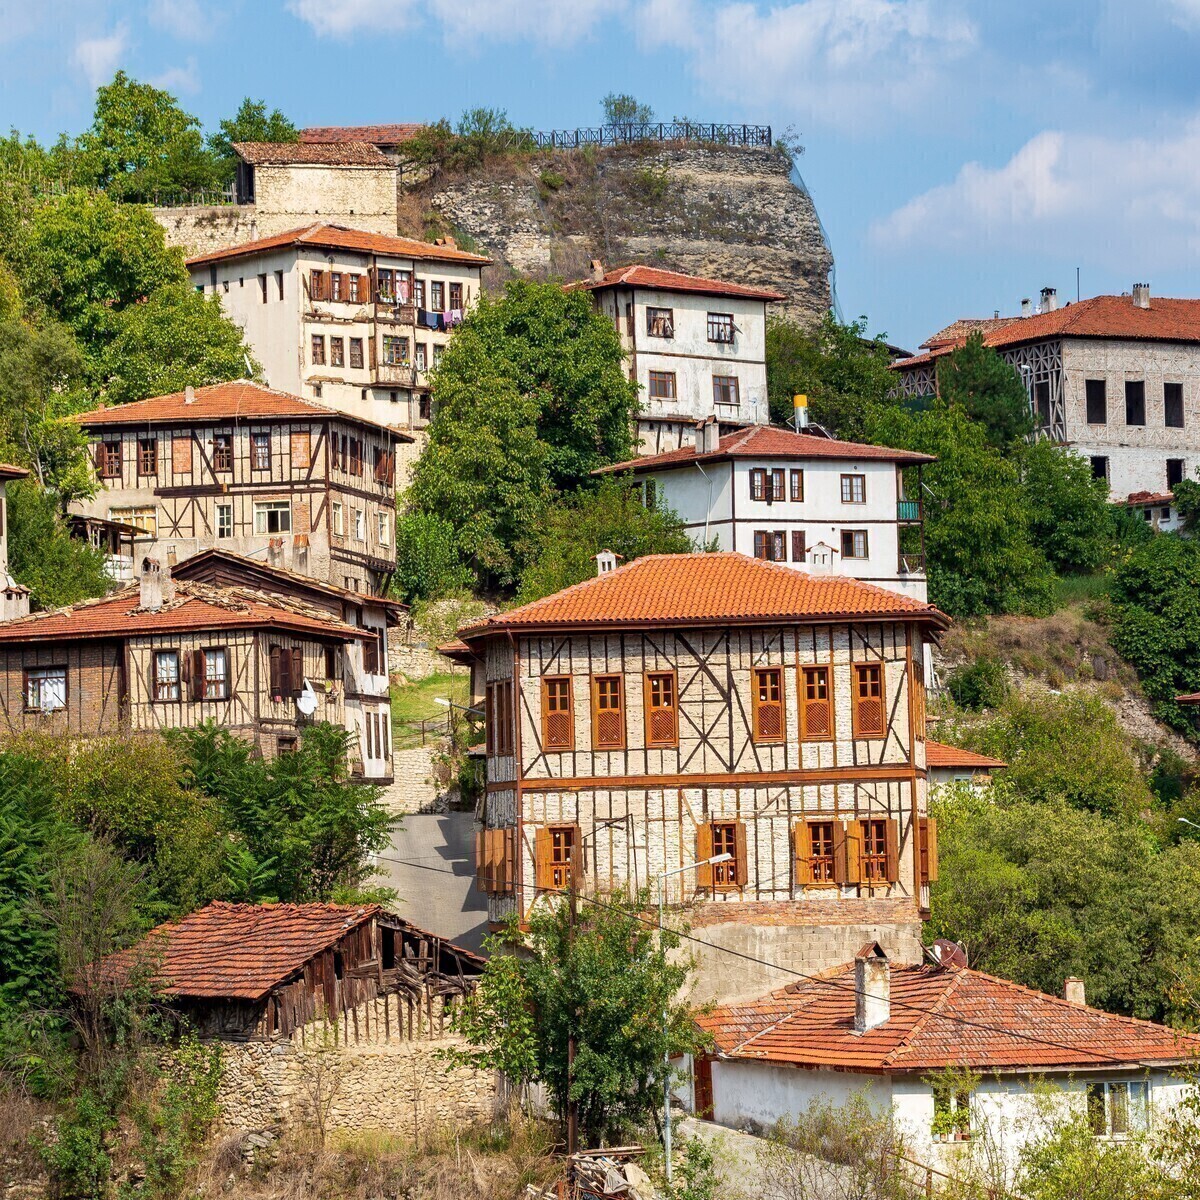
[[153, 651, 180, 702], [354, 509, 365, 542], [253, 500, 292, 535], [1088, 1080, 1149, 1139], [204, 647, 229, 701], [378, 512, 390, 545], [215, 502, 233, 539], [332, 502, 344, 536], [25, 665, 66, 712], [109, 505, 158, 538]]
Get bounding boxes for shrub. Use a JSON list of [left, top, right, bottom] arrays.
[[947, 657, 1009, 710], [393, 511, 471, 603]]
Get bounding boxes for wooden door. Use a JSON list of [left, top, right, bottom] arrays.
[[694, 1056, 714, 1119]]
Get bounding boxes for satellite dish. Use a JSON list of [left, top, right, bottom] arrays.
[[296, 678, 318, 716]]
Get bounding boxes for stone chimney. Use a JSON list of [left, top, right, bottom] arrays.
[[589, 258, 605, 282], [854, 942, 891, 1033], [184, 385, 195, 405], [1132, 282, 1151, 309], [140, 556, 165, 612], [1020, 297, 1032, 317], [594, 549, 622, 576], [1064, 977, 1086, 1006], [698, 417, 720, 455], [1040, 286, 1057, 313]]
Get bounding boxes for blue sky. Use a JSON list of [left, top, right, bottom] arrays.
[[4, 0, 1200, 349]]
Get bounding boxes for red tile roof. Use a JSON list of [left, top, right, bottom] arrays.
[[595, 425, 934, 475], [100, 902, 379, 1001], [0, 463, 28, 481], [698, 961, 1200, 1073], [920, 316, 1022, 350], [1176, 692, 1200, 703], [566, 264, 786, 302], [234, 141, 387, 166], [73, 380, 409, 439], [896, 294, 1200, 371], [0, 580, 365, 644], [459, 553, 948, 638], [1122, 491, 1175, 507], [924, 740, 1007, 770], [186, 222, 491, 268], [301, 124, 424, 145]]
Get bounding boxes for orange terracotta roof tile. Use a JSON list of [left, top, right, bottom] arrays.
[[698, 961, 1200, 1073], [566, 263, 786, 302], [920, 316, 1023, 349], [0, 463, 29, 481], [72, 380, 409, 439], [460, 553, 948, 637], [924, 740, 1007, 770], [234, 141, 387, 166], [595, 425, 934, 475], [301, 124, 424, 145], [186, 222, 491, 268], [1122, 491, 1175, 506], [0, 581, 364, 644], [99, 902, 379, 1000]]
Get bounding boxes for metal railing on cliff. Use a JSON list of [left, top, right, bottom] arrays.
[[519, 121, 773, 150]]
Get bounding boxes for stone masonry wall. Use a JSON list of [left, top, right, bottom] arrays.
[[153, 205, 259, 259]]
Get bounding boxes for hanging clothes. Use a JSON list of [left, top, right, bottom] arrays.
[[445, 308, 464, 328], [419, 308, 440, 330]]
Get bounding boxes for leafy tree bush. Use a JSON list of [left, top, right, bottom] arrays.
[[602, 93, 654, 126], [403, 107, 534, 176], [1017, 439, 1113, 574], [936, 331, 1033, 449], [208, 97, 297, 183], [946, 657, 1009, 711], [516, 477, 694, 602], [393, 511, 472, 602]]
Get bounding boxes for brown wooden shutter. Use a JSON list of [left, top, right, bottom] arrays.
[[696, 823, 715, 890], [179, 650, 192, 698], [501, 828, 514, 893], [475, 830, 487, 891], [752, 669, 784, 742], [733, 820, 748, 890], [269, 646, 282, 697], [919, 817, 938, 883], [837, 821, 863, 884], [885, 819, 900, 883], [190, 649, 206, 701], [535, 827, 553, 891], [793, 822, 814, 885], [792, 530, 806, 563], [358, 274, 369, 303], [367, 268, 376, 302]]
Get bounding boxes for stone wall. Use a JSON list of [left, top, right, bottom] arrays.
[[153, 205, 259, 258], [216, 993, 495, 1142]]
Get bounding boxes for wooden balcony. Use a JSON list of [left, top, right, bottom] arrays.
[[897, 499, 922, 523], [374, 302, 417, 326], [373, 363, 417, 386]]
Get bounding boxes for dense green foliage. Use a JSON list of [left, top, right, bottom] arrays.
[[403, 107, 535, 175], [1019, 438, 1113, 574], [936, 330, 1033, 448], [392, 512, 473, 602], [451, 890, 698, 1143], [516, 477, 694, 602], [207, 97, 298, 183], [945, 656, 1010, 711]]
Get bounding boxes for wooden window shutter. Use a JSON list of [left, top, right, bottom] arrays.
[[367, 268, 376, 301], [853, 664, 885, 738], [793, 822, 814, 885], [885, 819, 900, 883], [541, 677, 573, 750], [502, 827, 515, 893], [359, 274, 370, 303], [919, 817, 939, 883], [179, 650, 192, 698], [535, 827, 553, 890], [696, 823, 714, 889], [734, 820, 748, 890], [800, 666, 832, 740], [475, 830, 487, 891], [752, 668, 784, 743], [484, 829, 500, 893], [835, 821, 862, 884], [269, 645, 282, 697], [189, 649, 207, 701]]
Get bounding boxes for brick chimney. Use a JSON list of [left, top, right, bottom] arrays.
[[854, 942, 890, 1032], [1132, 283, 1151, 309], [698, 417, 720, 455], [589, 258, 605, 282], [1064, 977, 1086, 1006]]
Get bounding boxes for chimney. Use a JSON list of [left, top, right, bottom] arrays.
[[1040, 286, 1057, 313], [698, 417, 720, 455], [589, 258, 605, 282], [1020, 298, 1031, 317], [443, 235, 456, 249], [184, 385, 195, 405], [993, 309, 1000, 319], [594, 549, 622, 576], [139, 556, 165, 612], [854, 942, 890, 1033], [1064, 977, 1086, 1006], [1132, 282, 1151, 309]]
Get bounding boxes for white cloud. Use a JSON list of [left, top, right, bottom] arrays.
[[429, 0, 615, 47], [72, 26, 129, 88], [870, 120, 1200, 270], [639, 0, 976, 132], [151, 56, 201, 95], [287, 0, 419, 37], [147, 0, 212, 41]]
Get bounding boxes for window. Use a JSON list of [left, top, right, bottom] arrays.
[[1035, 379, 1051, 427], [1085, 378, 1107, 424], [707, 312, 734, 343], [797, 820, 836, 884], [413, 279, 425, 309], [215, 503, 232, 539], [348, 274, 361, 303], [251, 433, 271, 470], [354, 509, 364, 541], [791, 530, 806, 563], [378, 512, 390, 545], [275, 269, 284, 300], [542, 676, 574, 750], [646, 306, 674, 338], [450, 282, 463, 310], [770, 469, 785, 501], [153, 651, 180, 702], [1090, 456, 1109, 482], [648, 371, 677, 401], [1125, 380, 1146, 426], [383, 335, 409, 364], [137, 439, 157, 476], [712, 376, 740, 407], [97, 440, 122, 477], [330, 337, 345, 368], [377, 268, 394, 301], [752, 667, 785, 743], [430, 281, 444, 312], [171, 434, 191, 475], [643, 479, 657, 509], [800, 666, 833, 740], [860, 817, 889, 882], [753, 530, 786, 561], [258, 273, 268, 303], [750, 469, 766, 501], [397, 270, 413, 302], [212, 434, 232, 472], [268, 644, 301, 699], [433, 344, 444, 369], [277, 735, 298, 756], [311, 334, 326, 366], [348, 337, 364, 370], [841, 474, 866, 504], [332, 502, 344, 535], [645, 671, 678, 747], [536, 824, 576, 891], [933, 1084, 972, 1141], [253, 500, 291, 534], [1165, 382, 1185, 428], [331, 272, 343, 301], [790, 469, 804, 502], [109, 506, 157, 537], [711, 822, 740, 888], [1168, 458, 1186, 490], [750, 468, 784, 502], [853, 663, 885, 737], [841, 530, 869, 559], [485, 680, 514, 756], [25, 666, 66, 712], [415, 343, 427, 372], [419, 395, 432, 421], [591, 675, 625, 750], [202, 648, 228, 700], [1087, 1081, 1148, 1138], [312, 383, 322, 398]]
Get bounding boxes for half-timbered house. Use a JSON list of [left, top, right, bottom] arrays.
[[0, 566, 366, 759], [451, 552, 950, 1003], [172, 549, 404, 781], [69, 381, 406, 596]]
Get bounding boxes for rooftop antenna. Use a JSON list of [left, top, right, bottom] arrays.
[[1076, 266, 1080, 303]]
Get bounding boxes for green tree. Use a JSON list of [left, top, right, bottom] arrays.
[[602, 93, 654, 126], [451, 889, 698, 1144], [1017, 439, 1113, 574], [207, 97, 297, 183], [1018, 1113, 1168, 1200], [936, 331, 1033, 448], [101, 283, 256, 404], [516, 477, 694, 602], [392, 511, 471, 603], [765, 313, 897, 439], [7, 479, 112, 608], [76, 71, 218, 200]]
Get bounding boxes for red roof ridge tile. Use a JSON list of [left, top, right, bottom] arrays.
[[880, 965, 966, 1066]]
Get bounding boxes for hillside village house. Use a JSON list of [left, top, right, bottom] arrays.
[[0, 463, 30, 620], [299, 124, 425, 164], [450, 552, 949, 1004], [892, 286, 1200, 504], [597, 423, 933, 602], [69, 381, 405, 597], [567, 264, 784, 455], [0, 566, 366, 761], [230, 142, 398, 237], [172, 549, 405, 782], [187, 223, 490, 432], [693, 942, 1200, 1181], [924, 740, 1007, 791]]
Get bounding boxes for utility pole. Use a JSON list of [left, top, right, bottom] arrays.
[[566, 836, 580, 1164]]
